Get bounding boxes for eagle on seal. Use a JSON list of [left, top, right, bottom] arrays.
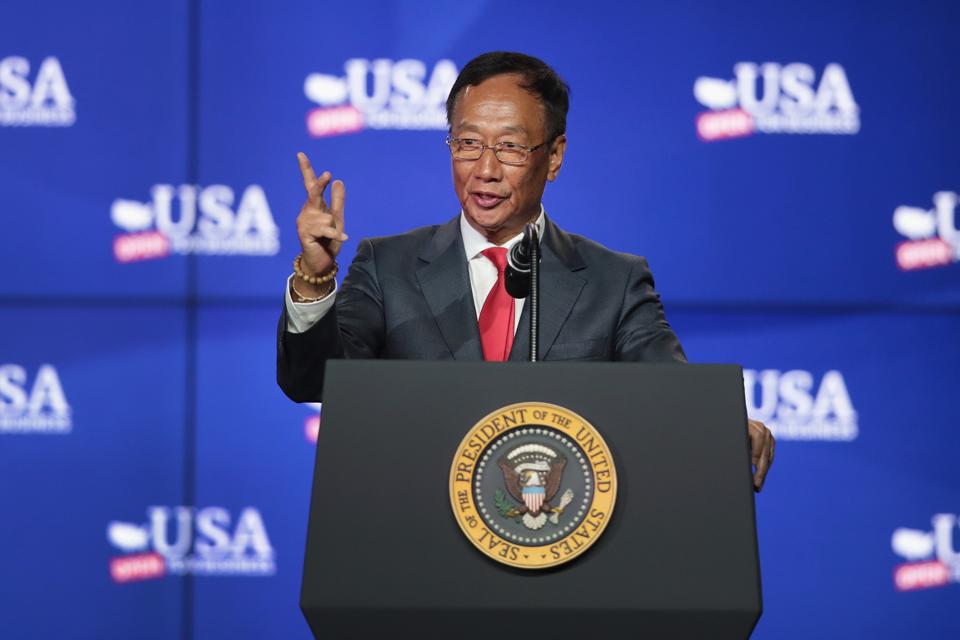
[[498, 443, 572, 530]]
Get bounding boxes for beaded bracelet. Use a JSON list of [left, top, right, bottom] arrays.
[[294, 254, 338, 286], [291, 278, 332, 303]]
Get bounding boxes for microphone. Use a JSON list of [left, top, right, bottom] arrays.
[[505, 223, 539, 299]]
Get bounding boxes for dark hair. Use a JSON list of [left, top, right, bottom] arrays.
[[446, 51, 570, 141]]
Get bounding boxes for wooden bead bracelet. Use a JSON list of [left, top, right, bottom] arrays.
[[294, 254, 338, 286]]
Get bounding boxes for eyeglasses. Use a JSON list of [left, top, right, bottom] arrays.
[[445, 135, 550, 166]]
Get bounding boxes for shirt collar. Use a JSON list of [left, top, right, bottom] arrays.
[[460, 204, 547, 261]]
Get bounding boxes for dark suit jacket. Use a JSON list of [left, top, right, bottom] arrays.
[[277, 215, 686, 402]]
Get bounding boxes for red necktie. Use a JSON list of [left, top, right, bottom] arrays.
[[478, 247, 515, 361]]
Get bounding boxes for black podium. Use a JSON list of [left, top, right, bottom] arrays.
[[301, 361, 762, 639]]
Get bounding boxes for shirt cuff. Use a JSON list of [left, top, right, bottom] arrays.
[[284, 274, 337, 334]]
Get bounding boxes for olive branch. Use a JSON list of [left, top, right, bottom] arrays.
[[495, 488, 522, 519]]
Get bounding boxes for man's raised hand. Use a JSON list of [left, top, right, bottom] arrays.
[[296, 152, 347, 282]]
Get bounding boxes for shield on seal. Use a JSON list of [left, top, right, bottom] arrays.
[[522, 485, 545, 513]]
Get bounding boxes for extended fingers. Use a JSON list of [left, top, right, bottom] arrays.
[[330, 179, 345, 229], [297, 152, 316, 192], [298, 152, 333, 209], [308, 172, 332, 208]]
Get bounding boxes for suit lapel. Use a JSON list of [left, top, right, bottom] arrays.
[[509, 218, 586, 361], [415, 217, 484, 361]]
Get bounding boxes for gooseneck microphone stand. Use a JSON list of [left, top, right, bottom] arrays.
[[527, 225, 540, 362], [504, 222, 541, 362]]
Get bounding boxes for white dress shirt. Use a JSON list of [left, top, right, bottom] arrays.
[[285, 208, 546, 334]]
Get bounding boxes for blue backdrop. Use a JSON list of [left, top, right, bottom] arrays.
[[2, 0, 958, 638]]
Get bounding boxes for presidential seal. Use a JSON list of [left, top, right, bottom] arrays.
[[449, 402, 617, 569]]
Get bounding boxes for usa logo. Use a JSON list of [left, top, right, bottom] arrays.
[[449, 402, 616, 569], [893, 191, 960, 271], [693, 62, 859, 141], [304, 58, 456, 137]]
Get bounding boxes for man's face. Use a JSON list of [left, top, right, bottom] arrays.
[[450, 74, 566, 245]]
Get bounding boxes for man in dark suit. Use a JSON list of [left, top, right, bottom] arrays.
[[277, 51, 774, 489]]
